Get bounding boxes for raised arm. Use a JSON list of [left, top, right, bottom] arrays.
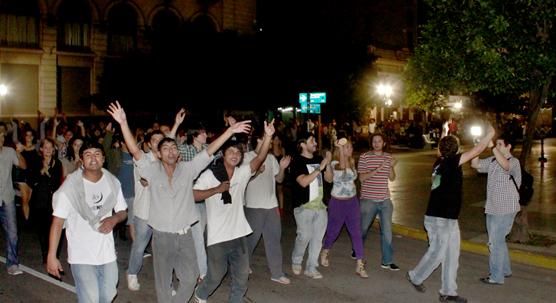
[[275, 156, 291, 183], [168, 108, 186, 139], [249, 119, 275, 173], [459, 124, 495, 166], [206, 120, 251, 156], [107, 101, 142, 161]]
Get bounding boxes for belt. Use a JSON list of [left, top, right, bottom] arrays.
[[176, 220, 199, 235]]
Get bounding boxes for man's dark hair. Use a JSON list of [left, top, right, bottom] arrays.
[[157, 137, 177, 151], [79, 140, 105, 158], [186, 123, 206, 145], [497, 134, 515, 151], [438, 135, 459, 158], [296, 132, 315, 153], [145, 130, 164, 143]]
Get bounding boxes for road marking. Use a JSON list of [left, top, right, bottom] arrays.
[[0, 256, 76, 293]]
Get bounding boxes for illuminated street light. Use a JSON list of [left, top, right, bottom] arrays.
[[454, 101, 463, 110], [470, 125, 482, 137], [376, 83, 394, 107]]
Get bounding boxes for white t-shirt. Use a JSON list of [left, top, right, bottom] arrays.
[[53, 174, 127, 265], [194, 164, 253, 246], [245, 151, 279, 209], [132, 151, 157, 220]]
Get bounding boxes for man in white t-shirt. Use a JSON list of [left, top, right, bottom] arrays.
[[47, 140, 127, 303], [244, 133, 291, 285], [193, 120, 275, 303]]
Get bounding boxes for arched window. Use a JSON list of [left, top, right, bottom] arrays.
[[191, 14, 217, 36], [151, 9, 182, 51], [57, 0, 92, 51], [107, 2, 138, 55], [0, 0, 40, 48]]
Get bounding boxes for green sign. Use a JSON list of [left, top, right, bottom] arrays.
[[299, 93, 308, 104], [309, 103, 321, 114], [309, 92, 326, 104]]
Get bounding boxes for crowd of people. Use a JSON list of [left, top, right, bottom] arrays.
[[0, 105, 523, 303]]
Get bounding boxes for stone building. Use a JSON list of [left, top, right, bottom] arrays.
[[0, 0, 256, 119]]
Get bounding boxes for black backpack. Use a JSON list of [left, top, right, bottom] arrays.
[[510, 168, 534, 206]]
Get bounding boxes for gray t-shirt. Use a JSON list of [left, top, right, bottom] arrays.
[[135, 150, 213, 232]]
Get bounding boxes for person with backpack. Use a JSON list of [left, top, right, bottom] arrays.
[[471, 134, 521, 285]]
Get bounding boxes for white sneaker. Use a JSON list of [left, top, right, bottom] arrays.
[[271, 276, 291, 285], [127, 274, 140, 291], [303, 270, 323, 279], [291, 264, 302, 275], [7, 265, 23, 276]]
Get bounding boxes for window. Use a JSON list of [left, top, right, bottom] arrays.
[[0, 0, 39, 48], [57, 0, 92, 52], [107, 3, 138, 55]]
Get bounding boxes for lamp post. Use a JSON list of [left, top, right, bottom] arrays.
[[376, 83, 393, 107]]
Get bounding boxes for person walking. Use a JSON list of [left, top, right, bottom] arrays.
[[406, 125, 495, 303], [320, 138, 368, 278]]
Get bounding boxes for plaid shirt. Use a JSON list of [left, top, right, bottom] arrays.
[[178, 143, 209, 162], [477, 156, 521, 215]]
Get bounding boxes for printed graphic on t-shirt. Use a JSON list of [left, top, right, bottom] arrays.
[[90, 192, 104, 212], [307, 164, 324, 202], [431, 164, 442, 190]]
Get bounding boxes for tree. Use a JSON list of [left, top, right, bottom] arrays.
[[405, 0, 556, 242]]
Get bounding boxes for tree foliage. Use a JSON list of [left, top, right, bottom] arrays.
[[405, 0, 556, 164]]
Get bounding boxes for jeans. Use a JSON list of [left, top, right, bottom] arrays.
[[127, 217, 153, 275], [291, 207, 327, 273], [408, 216, 460, 297], [0, 200, 19, 268], [323, 197, 364, 259], [245, 207, 285, 279], [192, 203, 208, 278], [71, 261, 118, 303], [486, 212, 517, 283], [152, 229, 198, 303], [196, 237, 250, 303], [360, 198, 393, 264]]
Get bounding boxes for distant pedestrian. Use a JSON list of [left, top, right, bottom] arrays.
[[406, 125, 495, 303]]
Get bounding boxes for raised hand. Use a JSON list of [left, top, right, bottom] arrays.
[[76, 120, 84, 127], [107, 101, 127, 124], [264, 118, 275, 137], [105, 122, 113, 133], [279, 155, 291, 169], [175, 108, 186, 125], [228, 120, 251, 134]]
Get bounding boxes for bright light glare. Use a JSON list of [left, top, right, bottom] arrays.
[[0, 84, 8, 96], [376, 83, 393, 98], [454, 102, 463, 110], [470, 126, 482, 137], [385, 99, 392, 106], [278, 107, 294, 112]]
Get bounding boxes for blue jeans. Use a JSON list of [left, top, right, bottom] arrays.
[[291, 207, 327, 273], [360, 198, 393, 265], [486, 212, 517, 283], [192, 203, 208, 278], [127, 217, 153, 275], [71, 261, 118, 303], [408, 216, 460, 297], [196, 237, 250, 303], [0, 200, 19, 268]]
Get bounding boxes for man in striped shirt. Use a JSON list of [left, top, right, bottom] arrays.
[[357, 133, 398, 270]]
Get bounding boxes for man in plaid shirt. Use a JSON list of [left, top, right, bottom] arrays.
[[472, 134, 521, 285]]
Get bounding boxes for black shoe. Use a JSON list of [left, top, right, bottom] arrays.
[[381, 263, 400, 271], [350, 250, 356, 260], [406, 272, 426, 293], [439, 295, 467, 303], [479, 277, 503, 285]]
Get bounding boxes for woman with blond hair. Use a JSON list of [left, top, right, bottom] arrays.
[[320, 137, 368, 278]]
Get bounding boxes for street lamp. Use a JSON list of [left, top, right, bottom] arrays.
[[376, 83, 393, 106]]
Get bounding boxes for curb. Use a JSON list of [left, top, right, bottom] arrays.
[[392, 223, 556, 271]]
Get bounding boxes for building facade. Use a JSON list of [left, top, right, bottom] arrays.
[[0, 0, 256, 119]]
